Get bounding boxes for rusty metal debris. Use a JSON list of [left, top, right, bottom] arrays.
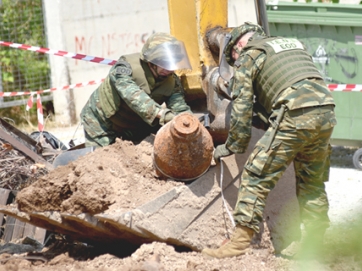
[[0, 118, 54, 170]]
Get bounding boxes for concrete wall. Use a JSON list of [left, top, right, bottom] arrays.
[[43, 0, 257, 125]]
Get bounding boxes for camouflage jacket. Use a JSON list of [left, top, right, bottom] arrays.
[[80, 53, 191, 138], [225, 45, 335, 154]]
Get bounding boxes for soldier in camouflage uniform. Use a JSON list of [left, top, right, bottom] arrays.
[[202, 22, 337, 258], [80, 32, 192, 147]]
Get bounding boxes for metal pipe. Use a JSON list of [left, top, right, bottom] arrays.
[[255, 0, 270, 35], [206, 26, 231, 56]]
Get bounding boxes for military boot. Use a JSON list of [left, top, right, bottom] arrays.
[[202, 225, 254, 258]]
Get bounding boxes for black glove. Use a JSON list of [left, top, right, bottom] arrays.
[[252, 115, 269, 131], [214, 144, 233, 162]]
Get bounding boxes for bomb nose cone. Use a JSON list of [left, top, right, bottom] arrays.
[[153, 112, 214, 181], [171, 112, 200, 139]]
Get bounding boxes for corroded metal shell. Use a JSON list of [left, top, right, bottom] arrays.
[[153, 112, 214, 181]]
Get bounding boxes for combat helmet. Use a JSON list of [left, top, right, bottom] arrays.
[[224, 22, 266, 66], [141, 33, 192, 71]]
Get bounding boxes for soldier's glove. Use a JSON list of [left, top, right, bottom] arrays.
[[214, 144, 233, 162], [164, 112, 175, 123], [252, 115, 269, 131], [159, 109, 175, 126]]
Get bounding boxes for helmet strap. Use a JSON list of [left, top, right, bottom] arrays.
[[234, 46, 242, 56], [148, 63, 159, 76], [233, 43, 242, 56], [148, 63, 168, 81]]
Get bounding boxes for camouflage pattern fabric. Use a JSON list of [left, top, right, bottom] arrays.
[[233, 108, 336, 233], [245, 37, 323, 114], [225, 50, 335, 153], [225, 37, 336, 234], [224, 21, 266, 66], [80, 55, 191, 148]]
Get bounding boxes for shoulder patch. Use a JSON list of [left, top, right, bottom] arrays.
[[115, 61, 132, 76], [266, 38, 304, 54]]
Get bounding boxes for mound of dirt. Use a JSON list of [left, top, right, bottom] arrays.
[[16, 136, 181, 215], [3, 136, 362, 271]]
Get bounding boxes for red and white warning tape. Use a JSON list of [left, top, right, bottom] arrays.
[[0, 79, 105, 98], [0, 41, 117, 66], [3, 81, 362, 132], [0, 40, 115, 131], [2, 40, 362, 131], [327, 84, 362, 92], [1, 79, 104, 132]]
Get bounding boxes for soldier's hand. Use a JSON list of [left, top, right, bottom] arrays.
[[164, 112, 175, 124], [214, 144, 233, 162], [159, 109, 175, 126]]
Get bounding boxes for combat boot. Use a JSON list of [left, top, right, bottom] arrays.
[[202, 225, 254, 258]]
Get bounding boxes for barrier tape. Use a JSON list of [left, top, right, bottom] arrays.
[[0, 40, 113, 131], [0, 79, 105, 98], [2, 40, 362, 131], [0, 41, 117, 66], [2, 79, 104, 132], [3, 81, 362, 132], [327, 84, 362, 92], [36, 94, 44, 131]]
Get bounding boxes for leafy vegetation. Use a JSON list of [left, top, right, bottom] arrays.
[[0, 0, 50, 125]]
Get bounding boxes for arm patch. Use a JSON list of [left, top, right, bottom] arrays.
[[115, 61, 132, 76]]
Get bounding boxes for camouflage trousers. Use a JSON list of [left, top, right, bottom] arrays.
[[233, 105, 337, 233], [82, 114, 160, 148]]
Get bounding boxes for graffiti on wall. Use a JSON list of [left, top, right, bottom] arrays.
[[73, 31, 154, 64], [303, 38, 359, 84]]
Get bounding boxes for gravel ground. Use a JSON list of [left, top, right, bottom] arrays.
[[327, 146, 362, 243], [1, 125, 361, 270], [327, 167, 362, 226]]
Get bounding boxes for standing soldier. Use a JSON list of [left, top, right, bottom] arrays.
[[202, 22, 336, 258], [80, 32, 192, 147]]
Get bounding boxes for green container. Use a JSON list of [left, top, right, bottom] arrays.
[[266, 2, 362, 168]]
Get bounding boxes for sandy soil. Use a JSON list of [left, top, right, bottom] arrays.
[[16, 136, 181, 216], [1, 130, 362, 270]]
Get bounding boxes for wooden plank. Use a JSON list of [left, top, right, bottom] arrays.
[[23, 223, 36, 239], [0, 188, 46, 244], [34, 227, 47, 244], [0, 189, 10, 204], [0, 189, 11, 226], [12, 219, 25, 240], [3, 216, 16, 243]]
